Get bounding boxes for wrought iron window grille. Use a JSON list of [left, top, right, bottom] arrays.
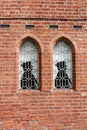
[[53, 41, 72, 89], [19, 40, 39, 90]]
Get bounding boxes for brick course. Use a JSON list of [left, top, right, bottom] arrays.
[[0, 0, 87, 129]]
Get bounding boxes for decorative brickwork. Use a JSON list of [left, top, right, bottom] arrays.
[[0, 0, 87, 129]]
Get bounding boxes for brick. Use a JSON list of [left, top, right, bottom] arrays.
[[0, 0, 86, 129]]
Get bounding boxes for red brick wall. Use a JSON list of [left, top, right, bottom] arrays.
[[0, 0, 87, 129]]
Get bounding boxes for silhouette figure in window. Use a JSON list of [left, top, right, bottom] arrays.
[[55, 61, 72, 88], [21, 61, 38, 89]]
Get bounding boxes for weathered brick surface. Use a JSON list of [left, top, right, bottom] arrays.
[[0, 0, 87, 129]]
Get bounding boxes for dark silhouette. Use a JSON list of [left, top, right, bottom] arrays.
[[55, 61, 72, 88], [21, 61, 38, 89]]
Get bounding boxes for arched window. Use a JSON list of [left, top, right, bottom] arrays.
[[53, 40, 72, 89], [19, 40, 39, 89]]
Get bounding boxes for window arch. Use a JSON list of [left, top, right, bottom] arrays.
[[19, 39, 39, 89], [53, 40, 72, 89]]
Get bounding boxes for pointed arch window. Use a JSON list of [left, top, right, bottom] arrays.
[[19, 40, 39, 89], [53, 40, 72, 89]]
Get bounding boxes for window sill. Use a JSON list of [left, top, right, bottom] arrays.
[[51, 88, 76, 95]]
